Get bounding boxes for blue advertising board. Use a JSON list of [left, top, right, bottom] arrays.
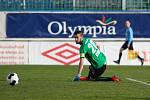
[[6, 13, 150, 38]]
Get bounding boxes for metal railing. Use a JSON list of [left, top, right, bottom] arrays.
[[0, 0, 150, 11]]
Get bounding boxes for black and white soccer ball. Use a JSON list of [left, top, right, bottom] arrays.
[[6, 73, 19, 86]]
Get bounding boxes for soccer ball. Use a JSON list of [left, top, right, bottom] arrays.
[[6, 73, 19, 86]]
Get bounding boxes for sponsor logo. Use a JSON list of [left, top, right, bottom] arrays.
[[47, 15, 117, 38], [42, 43, 80, 65], [96, 15, 117, 26]]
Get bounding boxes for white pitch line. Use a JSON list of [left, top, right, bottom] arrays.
[[126, 78, 150, 86]]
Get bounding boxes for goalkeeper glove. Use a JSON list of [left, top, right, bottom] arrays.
[[73, 74, 81, 81]]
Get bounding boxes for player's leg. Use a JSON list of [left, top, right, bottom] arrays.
[[137, 56, 144, 66], [80, 65, 104, 81], [93, 64, 106, 79], [97, 76, 120, 82], [79, 65, 93, 81], [82, 65, 120, 82], [89, 65, 120, 82], [94, 65, 113, 81], [114, 41, 128, 64], [129, 42, 144, 66], [87, 65, 95, 80], [87, 65, 106, 80], [88, 65, 109, 80]]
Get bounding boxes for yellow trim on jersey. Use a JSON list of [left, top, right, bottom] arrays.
[[80, 53, 85, 58]]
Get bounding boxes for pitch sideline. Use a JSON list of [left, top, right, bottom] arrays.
[[126, 77, 150, 86]]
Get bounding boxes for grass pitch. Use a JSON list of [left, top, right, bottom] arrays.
[[0, 65, 150, 100]]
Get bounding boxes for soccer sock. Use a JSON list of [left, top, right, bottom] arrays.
[[118, 52, 122, 62], [88, 70, 93, 79], [95, 77, 112, 81], [137, 55, 142, 60]]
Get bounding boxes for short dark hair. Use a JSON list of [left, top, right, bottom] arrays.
[[73, 30, 83, 37], [126, 19, 131, 23]]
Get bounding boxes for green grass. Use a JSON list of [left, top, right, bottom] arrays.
[[0, 65, 150, 100]]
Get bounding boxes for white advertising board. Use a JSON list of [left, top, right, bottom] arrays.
[[29, 42, 82, 65], [0, 41, 28, 65], [29, 41, 150, 65], [0, 40, 149, 65], [0, 12, 6, 38]]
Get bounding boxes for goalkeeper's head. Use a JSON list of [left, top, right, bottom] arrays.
[[73, 31, 84, 44]]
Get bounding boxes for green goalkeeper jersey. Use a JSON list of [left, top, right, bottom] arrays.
[[80, 38, 106, 69]]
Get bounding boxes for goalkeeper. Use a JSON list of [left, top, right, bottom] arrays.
[[73, 31, 120, 81], [114, 20, 144, 65]]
